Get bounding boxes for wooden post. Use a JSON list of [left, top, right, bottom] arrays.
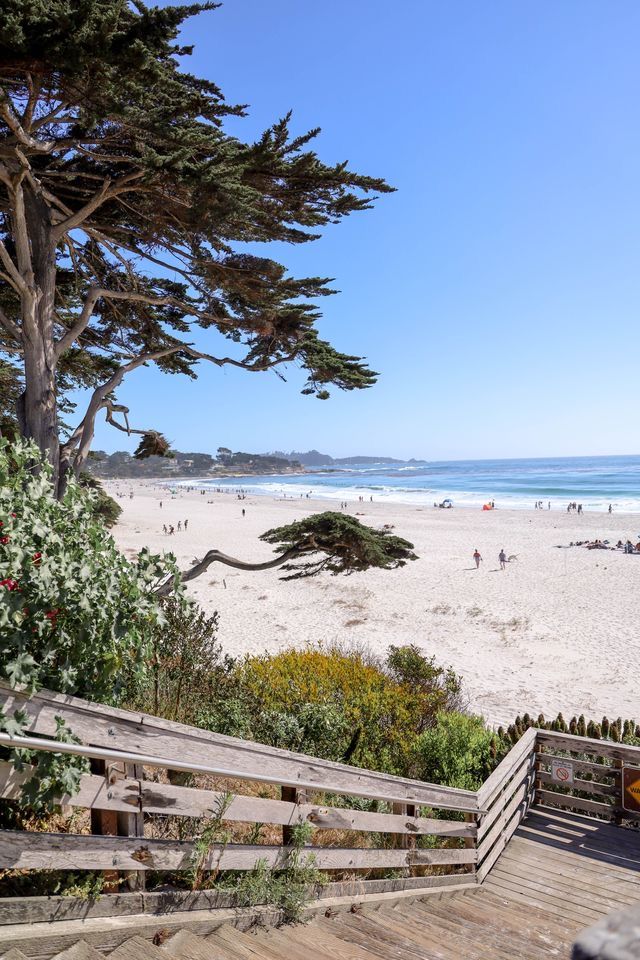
[[612, 757, 623, 825], [89, 759, 120, 893], [90, 759, 145, 893], [391, 802, 416, 877], [534, 741, 544, 806], [281, 786, 309, 845], [116, 762, 145, 892], [463, 812, 476, 876]]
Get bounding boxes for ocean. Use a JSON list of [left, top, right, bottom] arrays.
[[180, 455, 640, 513]]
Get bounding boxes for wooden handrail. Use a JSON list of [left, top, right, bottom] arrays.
[[0, 683, 478, 812], [536, 729, 640, 762], [1, 684, 638, 890]]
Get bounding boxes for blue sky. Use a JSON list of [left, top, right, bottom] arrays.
[[88, 0, 640, 460]]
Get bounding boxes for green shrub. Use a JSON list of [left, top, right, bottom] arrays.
[[0, 438, 184, 811], [224, 644, 464, 775], [413, 712, 501, 791], [78, 473, 122, 528], [0, 439, 179, 704]]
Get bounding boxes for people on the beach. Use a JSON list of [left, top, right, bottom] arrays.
[[473, 549, 482, 569], [609, 503, 613, 514], [499, 549, 507, 570]]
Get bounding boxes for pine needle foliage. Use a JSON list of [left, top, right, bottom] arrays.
[[260, 512, 417, 579], [0, 1, 391, 494]]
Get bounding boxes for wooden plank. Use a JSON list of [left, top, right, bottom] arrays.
[[0, 762, 134, 814], [476, 728, 537, 810], [494, 851, 638, 907], [500, 841, 640, 892], [491, 858, 636, 913], [476, 777, 532, 864], [536, 790, 613, 817], [486, 870, 605, 923], [477, 756, 534, 841], [537, 771, 618, 798], [511, 831, 640, 880], [539, 754, 620, 778], [405, 900, 562, 960], [476, 802, 527, 883], [0, 760, 476, 838], [320, 912, 455, 960], [0, 874, 473, 927], [536, 730, 640, 764], [0, 684, 478, 812], [349, 907, 513, 960], [417, 894, 579, 947], [0, 830, 476, 872]]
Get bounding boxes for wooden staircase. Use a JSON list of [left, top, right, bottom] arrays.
[[3, 806, 640, 959], [0, 882, 616, 960], [2, 686, 640, 959]]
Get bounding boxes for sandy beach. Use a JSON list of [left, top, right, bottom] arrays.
[[106, 480, 640, 727]]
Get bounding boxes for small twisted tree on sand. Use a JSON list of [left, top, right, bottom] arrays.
[[155, 512, 418, 595], [0, 0, 392, 497]]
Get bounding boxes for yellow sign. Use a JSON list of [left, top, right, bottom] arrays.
[[622, 766, 640, 814]]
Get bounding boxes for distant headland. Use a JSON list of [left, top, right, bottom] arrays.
[[86, 447, 423, 480]]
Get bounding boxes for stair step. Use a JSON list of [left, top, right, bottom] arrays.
[[262, 919, 381, 960], [319, 912, 454, 960], [353, 907, 515, 960], [54, 945, 105, 960], [0, 950, 31, 960], [162, 929, 228, 960], [207, 925, 289, 960], [109, 937, 164, 960], [401, 899, 564, 959]]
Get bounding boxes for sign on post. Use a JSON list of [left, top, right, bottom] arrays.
[[551, 759, 574, 785], [622, 766, 640, 814]]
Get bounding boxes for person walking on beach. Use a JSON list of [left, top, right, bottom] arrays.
[[473, 549, 482, 569], [177, 520, 181, 532], [608, 503, 613, 514], [184, 519, 188, 530], [499, 549, 507, 570]]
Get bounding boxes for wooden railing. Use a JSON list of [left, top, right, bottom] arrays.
[[0, 684, 480, 888], [1, 683, 639, 901]]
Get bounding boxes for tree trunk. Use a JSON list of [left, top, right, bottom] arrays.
[[20, 184, 60, 493]]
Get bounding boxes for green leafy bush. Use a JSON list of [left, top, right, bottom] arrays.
[[413, 712, 502, 791], [205, 644, 465, 776], [0, 439, 179, 703]]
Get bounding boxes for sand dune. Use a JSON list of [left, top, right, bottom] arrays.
[[106, 480, 640, 727]]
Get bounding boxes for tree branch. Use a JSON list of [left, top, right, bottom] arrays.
[[51, 171, 146, 241], [0, 236, 27, 294], [154, 543, 311, 597], [0, 303, 20, 340], [0, 89, 55, 153]]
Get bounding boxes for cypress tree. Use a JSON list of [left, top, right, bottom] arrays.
[[0, 1, 392, 496]]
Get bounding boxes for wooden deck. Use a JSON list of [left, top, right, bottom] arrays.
[[485, 805, 640, 927]]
